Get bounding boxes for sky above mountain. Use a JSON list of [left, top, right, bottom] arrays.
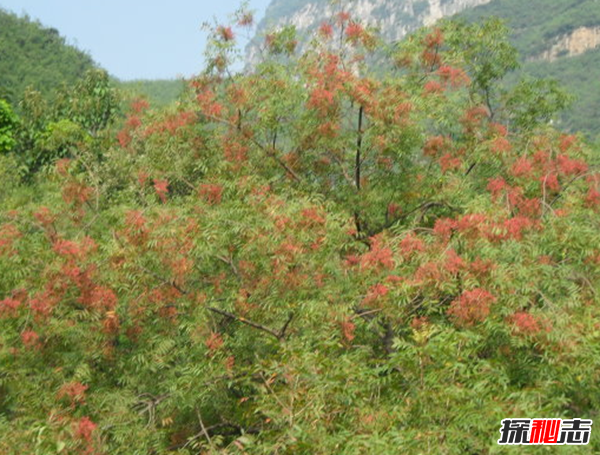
[[0, 0, 271, 80]]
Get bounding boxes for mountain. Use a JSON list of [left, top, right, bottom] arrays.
[[247, 0, 494, 62], [459, 0, 600, 137], [0, 8, 97, 103], [248, 0, 600, 137]]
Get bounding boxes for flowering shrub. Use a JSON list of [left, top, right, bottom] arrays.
[[0, 9, 599, 454]]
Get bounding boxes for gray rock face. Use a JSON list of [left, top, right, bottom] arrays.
[[246, 0, 494, 63]]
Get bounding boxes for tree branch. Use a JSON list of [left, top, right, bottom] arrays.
[[207, 307, 294, 341]]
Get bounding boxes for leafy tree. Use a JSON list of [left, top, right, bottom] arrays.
[[0, 99, 17, 154], [0, 11, 599, 455]]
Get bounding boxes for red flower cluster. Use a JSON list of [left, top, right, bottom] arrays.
[[509, 311, 546, 336], [153, 179, 169, 203], [448, 288, 496, 326], [360, 235, 395, 270], [399, 232, 425, 259], [74, 416, 97, 442], [199, 183, 223, 205]]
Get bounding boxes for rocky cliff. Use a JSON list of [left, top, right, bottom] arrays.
[[246, 0, 493, 63]]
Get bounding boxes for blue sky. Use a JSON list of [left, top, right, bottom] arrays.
[[0, 0, 271, 80]]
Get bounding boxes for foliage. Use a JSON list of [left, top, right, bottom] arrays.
[[117, 79, 186, 107], [0, 99, 17, 154], [459, 0, 600, 137], [0, 8, 96, 106], [13, 69, 119, 177], [1, 11, 599, 455]]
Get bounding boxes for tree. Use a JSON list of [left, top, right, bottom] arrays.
[[0, 11, 599, 454], [0, 99, 17, 154]]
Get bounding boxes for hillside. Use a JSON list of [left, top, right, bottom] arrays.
[[247, 0, 600, 138], [117, 79, 186, 107], [459, 0, 600, 137], [0, 9, 185, 109], [0, 8, 97, 104]]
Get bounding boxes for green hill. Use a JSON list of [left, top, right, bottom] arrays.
[[0, 8, 97, 103], [459, 0, 600, 138], [0, 9, 185, 109], [116, 79, 186, 107]]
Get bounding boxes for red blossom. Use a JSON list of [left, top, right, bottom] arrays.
[[319, 22, 333, 38], [490, 137, 512, 154], [559, 134, 577, 152], [0, 223, 21, 256], [21, 329, 40, 348], [433, 217, 457, 241], [0, 297, 20, 317], [469, 258, 495, 277], [199, 183, 223, 205], [58, 381, 88, 405], [33, 206, 56, 227], [503, 216, 534, 240], [223, 140, 248, 164], [153, 179, 169, 203], [360, 235, 395, 270], [117, 128, 132, 148], [439, 153, 462, 173], [447, 288, 496, 326], [423, 136, 446, 157], [556, 154, 587, 176], [487, 177, 508, 199], [345, 22, 364, 43], [509, 311, 544, 336], [206, 331, 224, 352], [125, 115, 142, 129], [237, 12, 254, 27], [511, 157, 534, 178], [217, 26, 235, 42], [424, 80, 444, 94], [399, 233, 425, 259], [341, 317, 356, 342], [490, 123, 508, 137], [540, 173, 560, 192], [307, 87, 336, 115], [362, 283, 389, 306], [411, 316, 429, 330], [337, 11, 351, 24], [130, 98, 150, 113], [197, 89, 223, 117], [74, 416, 97, 442], [586, 187, 600, 207], [62, 181, 92, 206], [424, 28, 444, 48], [437, 65, 470, 87], [445, 249, 465, 275]]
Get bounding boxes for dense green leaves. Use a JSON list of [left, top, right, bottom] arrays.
[[0, 11, 599, 455]]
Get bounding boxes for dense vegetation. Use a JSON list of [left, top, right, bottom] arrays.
[[117, 79, 186, 107], [0, 8, 97, 104], [1, 8, 600, 454], [459, 0, 600, 138], [0, 8, 184, 112]]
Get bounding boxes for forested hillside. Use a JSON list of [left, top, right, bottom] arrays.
[[459, 0, 600, 137], [0, 8, 97, 103], [117, 79, 186, 107], [0, 8, 184, 109]]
